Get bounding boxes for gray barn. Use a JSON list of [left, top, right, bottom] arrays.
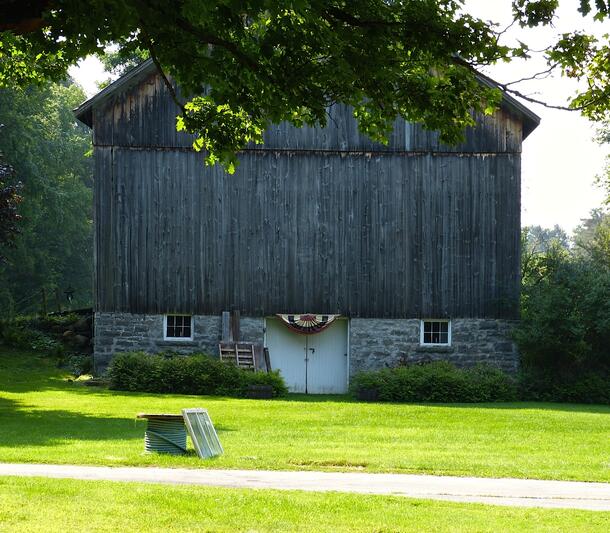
[[76, 60, 539, 393]]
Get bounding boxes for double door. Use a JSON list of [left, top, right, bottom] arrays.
[[265, 318, 348, 394]]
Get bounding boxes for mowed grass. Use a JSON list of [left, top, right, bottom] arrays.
[[1, 477, 609, 533], [1, 348, 609, 481]]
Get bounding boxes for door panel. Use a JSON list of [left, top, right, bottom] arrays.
[[265, 318, 306, 393], [307, 320, 348, 394]]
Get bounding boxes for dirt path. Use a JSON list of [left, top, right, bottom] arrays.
[[1, 463, 609, 511]]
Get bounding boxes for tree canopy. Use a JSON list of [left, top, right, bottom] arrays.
[[1, 1, 610, 170], [0, 157, 22, 261], [517, 208, 610, 379], [0, 80, 93, 316]]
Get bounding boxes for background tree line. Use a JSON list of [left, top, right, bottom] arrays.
[[0, 80, 92, 316], [517, 208, 610, 401]]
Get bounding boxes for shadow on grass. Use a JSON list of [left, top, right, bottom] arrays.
[[68, 388, 610, 415], [280, 393, 356, 404], [0, 396, 142, 450], [280, 394, 610, 414]]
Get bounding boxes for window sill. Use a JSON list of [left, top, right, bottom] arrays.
[[157, 340, 197, 347], [415, 345, 454, 353]]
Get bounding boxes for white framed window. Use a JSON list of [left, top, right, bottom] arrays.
[[420, 319, 451, 346], [164, 314, 193, 340]]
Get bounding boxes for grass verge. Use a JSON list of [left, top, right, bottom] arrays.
[[0, 477, 609, 532]]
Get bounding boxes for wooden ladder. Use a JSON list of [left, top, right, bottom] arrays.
[[219, 342, 256, 370]]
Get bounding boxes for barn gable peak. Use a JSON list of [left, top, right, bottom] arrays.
[[74, 59, 540, 139]]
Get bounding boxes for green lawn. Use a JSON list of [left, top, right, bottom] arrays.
[[1, 348, 609, 481], [1, 477, 608, 532]]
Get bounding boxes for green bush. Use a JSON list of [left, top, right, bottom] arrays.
[[350, 362, 517, 403], [32, 313, 82, 333], [469, 364, 519, 402], [66, 353, 93, 377], [244, 369, 288, 397], [351, 362, 610, 405], [0, 320, 63, 356], [107, 351, 288, 398], [519, 369, 610, 404], [108, 351, 163, 392]]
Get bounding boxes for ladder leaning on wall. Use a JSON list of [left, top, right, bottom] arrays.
[[218, 342, 256, 370]]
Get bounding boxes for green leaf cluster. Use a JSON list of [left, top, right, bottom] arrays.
[[177, 97, 264, 173], [3, 2, 610, 170], [0, 1, 533, 171]]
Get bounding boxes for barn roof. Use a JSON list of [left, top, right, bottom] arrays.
[[74, 60, 156, 128], [74, 59, 540, 138]]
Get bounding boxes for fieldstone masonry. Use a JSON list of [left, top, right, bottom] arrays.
[[349, 318, 520, 375], [239, 317, 265, 345], [93, 312, 264, 374], [94, 313, 519, 376]]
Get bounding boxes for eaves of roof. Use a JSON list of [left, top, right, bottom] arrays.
[[474, 71, 540, 139], [74, 59, 540, 138]]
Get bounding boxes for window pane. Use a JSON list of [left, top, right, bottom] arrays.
[[166, 315, 192, 338], [422, 321, 450, 345]]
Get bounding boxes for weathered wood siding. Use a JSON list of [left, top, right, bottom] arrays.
[[94, 147, 521, 318], [93, 71, 523, 154], [91, 70, 523, 319]]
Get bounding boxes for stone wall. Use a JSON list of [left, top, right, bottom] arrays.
[[94, 313, 218, 373], [239, 317, 265, 345], [95, 313, 519, 376], [349, 318, 519, 375], [94, 312, 203, 373], [94, 312, 266, 374]]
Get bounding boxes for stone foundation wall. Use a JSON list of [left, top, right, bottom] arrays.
[[239, 317, 265, 345], [95, 313, 519, 376], [349, 318, 519, 375], [93, 312, 264, 373]]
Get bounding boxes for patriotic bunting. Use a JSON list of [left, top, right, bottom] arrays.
[[276, 314, 341, 335]]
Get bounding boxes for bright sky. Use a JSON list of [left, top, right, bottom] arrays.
[[69, 0, 609, 233]]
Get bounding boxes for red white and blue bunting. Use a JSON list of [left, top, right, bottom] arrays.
[[276, 314, 341, 335]]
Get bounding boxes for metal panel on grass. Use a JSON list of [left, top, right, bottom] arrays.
[[182, 408, 223, 459]]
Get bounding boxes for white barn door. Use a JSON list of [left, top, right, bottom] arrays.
[[265, 318, 348, 394], [265, 318, 307, 393], [306, 321, 348, 394]]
